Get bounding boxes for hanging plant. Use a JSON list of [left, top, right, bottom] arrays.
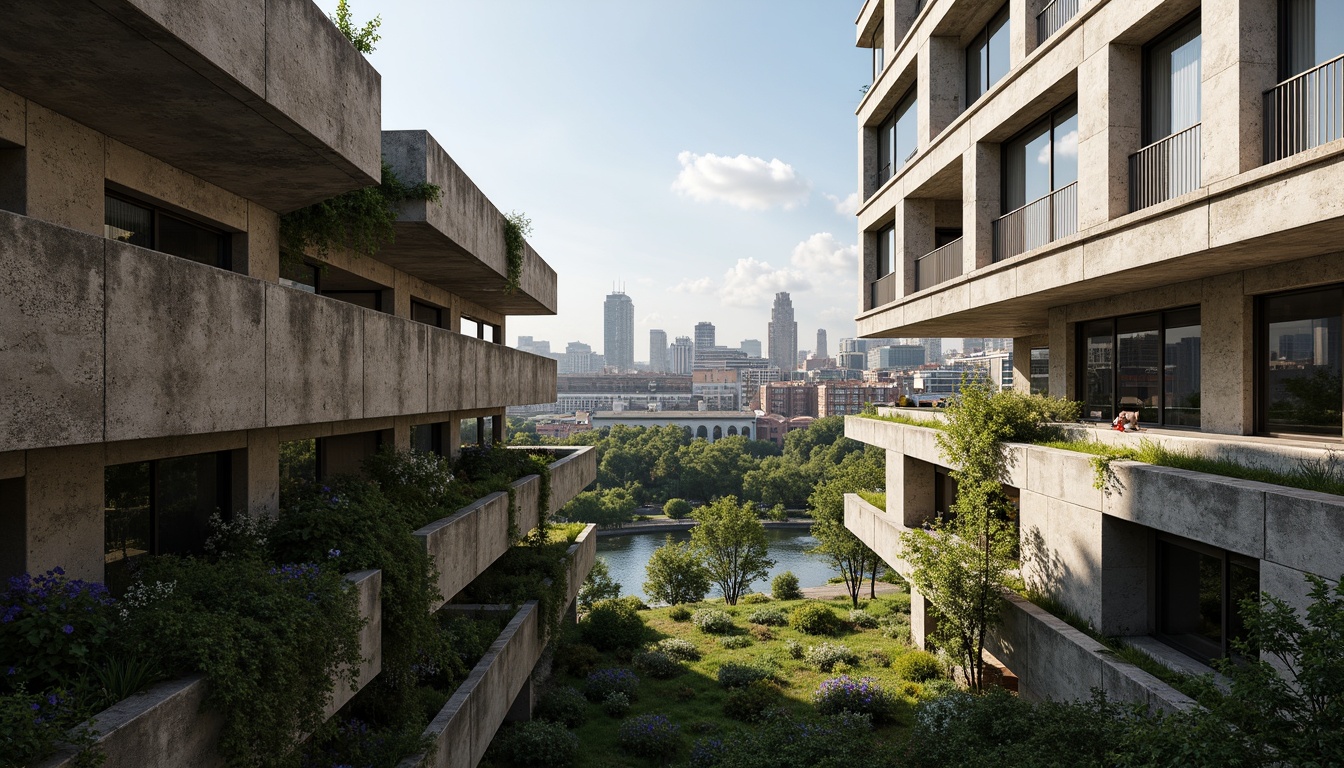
[[279, 162, 441, 260], [503, 211, 533, 294]]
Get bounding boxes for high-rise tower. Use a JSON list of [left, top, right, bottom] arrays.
[[768, 292, 798, 372], [603, 290, 634, 372], [816, 329, 828, 358], [670, 336, 694, 375], [649, 329, 668, 372], [693, 321, 716, 368]]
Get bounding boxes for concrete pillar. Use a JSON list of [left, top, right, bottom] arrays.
[[901, 198, 936, 296], [1200, 273, 1254, 434], [861, 225, 882, 311], [1100, 517, 1150, 636], [909, 585, 938, 650], [391, 271, 413, 319], [1077, 43, 1141, 229], [391, 417, 412, 452], [1010, 0, 1033, 66], [886, 0, 916, 62], [888, 452, 937, 529], [962, 142, 1001, 273], [919, 37, 964, 147], [476, 417, 487, 448], [1012, 337, 1035, 393], [24, 444, 105, 582], [24, 103, 103, 236], [446, 418, 462, 460], [1202, 0, 1277, 184], [491, 411, 505, 445], [1047, 307, 1073, 399], [242, 202, 280, 282], [246, 428, 279, 519]]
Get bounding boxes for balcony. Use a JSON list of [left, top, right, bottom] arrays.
[[1036, 0, 1080, 45], [1130, 123, 1202, 211], [1265, 54, 1344, 163], [992, 182, 1077, 263], [870, 271, 899, 309], [914, 238, 963, 292]]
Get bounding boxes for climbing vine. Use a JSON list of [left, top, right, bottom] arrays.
[[279, 163, 441, 260], [503, 211, 532, 294]]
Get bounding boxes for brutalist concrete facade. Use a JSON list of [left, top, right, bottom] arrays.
[[850, 0, 1344, 702]]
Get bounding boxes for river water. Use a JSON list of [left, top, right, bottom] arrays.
[[595, 527, 838, 602]]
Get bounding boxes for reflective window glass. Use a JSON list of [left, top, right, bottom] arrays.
[[1165, 309, 1202, 427], [1029, 348, 1050, 395], [158, 213, 229, 268], [104, 195, 152, 248], [1083, 319, 1115, 422], [1262, 286, 1343, 434], [1117, 314, 1161, 423], [1284, 0, 1344, 75]]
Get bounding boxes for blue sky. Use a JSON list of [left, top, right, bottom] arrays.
[[321, 0, 873, 359]]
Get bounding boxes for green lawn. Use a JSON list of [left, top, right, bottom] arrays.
[[500, 593, 929, 767]]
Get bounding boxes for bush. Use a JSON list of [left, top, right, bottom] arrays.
[[1, 568, 117, 692], [491, 719, 580, 767], [865, 649, 892, 668], [603, 691, 632, 718], [719, 635, 752, 650], [746, 607, 788, 626], [813, 675, 897, 721], [848, 609, 879, 629], [617, 713, 681, 759], [785, 639, 805, 659], [740, 592, 772, 605], [535, 685, 587, 729], [717, 662, 774, 689], [554, 643, 602, 678], [772, 571, 803, 601], [689, 712, 885, 768], [644, 536, 711, 606], [579, 599, 647, 651], [657, 638, 701, 662], [584, 668, 639, 703], [723, 680, 779, 722], [879, 616, 911, 643], [893, 650, 943, 683], [805, 643, 859, 672], [789, 603, 841, 635], [749, 624, 774, 641], [691, 608, 735, 634], [668, 605, 693, 622], [664, 498, 693, 520], [633, 650, 684, 679]]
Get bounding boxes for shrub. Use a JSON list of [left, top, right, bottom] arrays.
[[813, 675, 897, 721], [848, 609, 879, 629], [772, 571, 803, 601], [668, 605, 693, 622], [1, 568, 116, 691], [535, 685, 587, 729], [691, 608, 735, 634], [579, 598, 646, 651], [657, 638, 701, 662], [789, 603, 841, 635], [491, 719, 580, 767], [746, 607, 788, 626], [554, 643, 602, 677], [584, 668, 639, 703], [724, 680, 779, 722], [617, 713, 681, 759], [674, 685, 697, 701], [879, 615, 911, 643], [866, 649, 892, 668], [785, 639, 805, 659], [893, 650, 943, 683], [644, 536, 711, 606], [740, 592, 772, 605], [633, 650, 684, 679], [689, 712, 883, 768], [717, 661, 774, 689], [805, 642, 859, 672], [749, 624, 774, 641], [603, 691, 632, 718], [664, 498, 693, 520], [719, 635, 751, 650]]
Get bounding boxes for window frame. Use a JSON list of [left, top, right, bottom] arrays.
[[411, 299, 445, 329], [1255, 284, 1344, 438], [104, 191, 233, 271], [1000, 98, 1078, 214], [1075, 305, 1202, 428], [965, 3, 1012, 106], [1155, 532, 1260, 664], [1141, 11, 1203, 146]]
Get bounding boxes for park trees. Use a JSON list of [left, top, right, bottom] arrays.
[[643, 536, 712, 606], [690, 496, 774, 606], [809, 450, 884, 608]]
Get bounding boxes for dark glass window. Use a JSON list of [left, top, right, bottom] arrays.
[[1157, 536, 1259, 664], [1003, 102, 1079, 212], [103, 193, 230, 269], [1117, 314, 1161, 423], [1281, 0, 1344, 78], [324, 291, 382, 312], [411, 423, 443, 455], [966, 5, 1012, 104], [1030, 348, 1050, 395], [1079, 308, 1201, 426], [1082, 319, 1116, 422], [1165, 308, 1202, 427], [1261, 286, 1342, 435], [280, 259, 320, 293], [876, 223, 896, 278], [878, 87, 919, 185], [1144, 16, 1202, 144], [871, 18, 885, 82], [412, 300, 444, 328]]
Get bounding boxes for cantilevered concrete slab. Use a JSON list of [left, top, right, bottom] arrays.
[[381, 130, 558, 316], [0, 0, 381, 212]]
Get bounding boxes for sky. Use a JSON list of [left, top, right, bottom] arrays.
[[316, 0, 877, 360]]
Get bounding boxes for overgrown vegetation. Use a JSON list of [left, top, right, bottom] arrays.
[[331, 0, 381, 54], [503, 211, 532, 294], [809, 450, 884, 607], [279, 163, 441, 261]]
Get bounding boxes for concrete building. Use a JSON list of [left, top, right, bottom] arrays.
[[670, 336, 694, 375], [558, 341, 603, 375], [692, 369, 744, 411], [759, 381, 820, 419], [0, 3, 596, 765], [768, 292, 798, 372], [816, 329, 829, 358], [591, 411, 755, 441], [848, 0, 1344, 710], [818, 383, 901, 416], [740, 339, 763, 358], [693, 321, 716, 368], [603, 290, 634, 372], [649, 329, 668, 373], [516, 335, 552, 357], [869, 344, 927, 369]]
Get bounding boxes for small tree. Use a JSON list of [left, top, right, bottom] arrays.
[[690, 496, 774, 606], [643, 536, 711, 606], [809, 452, 883, 609], [663, 498, 692, 520], [578, 559, 622, 612]]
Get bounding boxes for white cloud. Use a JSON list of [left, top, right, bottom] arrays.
[[672, 277, 714, 295], [671, 151, 811, 210], [719, 257, 811, 308], [670, 233, 857, 315], [790, 232, 858, 274], [824, 191, 860, 216]]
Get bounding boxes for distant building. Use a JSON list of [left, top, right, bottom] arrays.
[[817, 383, 900, 416], [693, 368, 742, 411], [803, 356, 837, 371], [755, 413, 815, 447], [768, 292, 798, 372], [740, 339, 762, 358], [670, 336, 694, 375], [693, 321, 716, 368], [603, 291, 634, 372], [558, 341, 604, 375], [759, 381, 819, 419], [649, 329, 668, 373], [739, 367, 782, 392], [591, 410, 755, 442], [516, 336, 552, 356], [695, 346, 748, 370], [816, 329, 828, 358], [869, 345, 926, 369]]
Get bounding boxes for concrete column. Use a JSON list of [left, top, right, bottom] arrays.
[[909, 585, 938, 650], [1200, 273, 1254, 434], [919, 37, 964, 147], [491, 411, 506, 444], [1047, 307, 1073, 398], [245, 428, 279, 519], [888, 451, 938, 529], [1201, 0, 1277, 184], [1012, 336, 1035, 393], [391, 271, 412, 319], [25, 103, 103, 236], [242, 203, 280, 282], [446, 418, 462, 460], [962, 142, 1001, 273], [1100, 517, 1150, 636], [901, 198, 935, 296], [861, 225, 881, 311], [391, 417, 412, 452], [886, 0, 916, 61], [476, 417, 487, 448], [24, 444, 105, 582], [1010, 0, 1032, 66], [1077, 43, 1141, 230]]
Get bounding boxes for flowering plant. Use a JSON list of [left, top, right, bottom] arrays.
[[617, 713, 681, 758], [0, 568, 116, 692], [584, 667, 640, 702], [812, 675, 896, 721]]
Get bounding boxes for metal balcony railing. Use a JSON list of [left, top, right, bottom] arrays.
[[915, 238, 963, 292], [1036, 0, 1080, 44], [1265, 54, 1344, 162], [870, 271, 899, 310], [1129, 123, 1201, 211], [992, 181, 1077, 263]]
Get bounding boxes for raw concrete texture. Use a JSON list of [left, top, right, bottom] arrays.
[[265, 285, 364, 427], [361, 313, 429, 419], [104, 139, 248, 232], [104, 242, 266, 441], [1264, 488, 1344, 579], [245, 428, 279, 519], [24, 102, 103, 235], [1199, 272, 1254, 434], [427, 328, 468, 413], [0, 211, 105, 451], [543, 447, 597, 514], [23, 445, 105, 582], [1104, 462, 1266, 558], [328, 569, 383, 718]]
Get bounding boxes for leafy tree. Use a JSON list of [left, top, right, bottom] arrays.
[[742, 456, 813, 509], [562, 488, 636, 529], [663, 498, 692, 520], [690, 497, 774, 606], [643, 536, 711, 606], [578, 559, 622, 611], [810, 451, 884, 608], [331, 0, 382, 54]]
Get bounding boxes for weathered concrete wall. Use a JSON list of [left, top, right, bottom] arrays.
[[541, 447, 599, 511]]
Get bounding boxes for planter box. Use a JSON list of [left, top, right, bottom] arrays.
[[37, 570, 382, 768]]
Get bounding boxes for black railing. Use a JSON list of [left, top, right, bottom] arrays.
[[992, 182, 1077, 262], [1129, 123, 1201, 211], [915, 238, 963, 292], [870, 271, 899, 309], [1265, 54, 1344, 162], [1036, 0, 1080, 45]]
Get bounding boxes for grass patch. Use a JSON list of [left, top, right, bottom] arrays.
[[863, 412, 946, 429], [856, 490, 886, 510]]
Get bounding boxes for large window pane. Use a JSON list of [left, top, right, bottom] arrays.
[[104, 462, 152, 592], [1083, 320, 1115, 421], [986, 7, 1012, 87], [104, 195, 152, 248], [894, 90, 919, 173], [878, 116, 894, 184], [1146, 19, 1203, 141], [1005, 121, 1052, 211], [1165, 309, 1202, 427], [158, 213, 229, 268], [1030, 348, 1050, 395], [1117, 314, 1161, 423], [1285, 0, 1344, 75], [966, 38, 985, 102], [876, 224, 895, 277], [1158, 539, 1225, 662], [155, 453, 224, 557], [1264, 287, 1343, 434], [1052, 105, 1080, 187], [411, 423, 442, 454]]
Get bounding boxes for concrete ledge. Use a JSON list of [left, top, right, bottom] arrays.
[[37, 568, 383, 768]]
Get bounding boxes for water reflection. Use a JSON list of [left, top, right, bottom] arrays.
[[596, 527, 838, 602]]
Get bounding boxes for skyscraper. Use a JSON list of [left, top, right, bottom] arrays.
[[768, 292, 798, 372], [693, 321, 716, 368], [649, 329, 668, 372], [816, 329, 828, 358], [671, 336, 694, 375], [740, 339, 762, 359], [603, 291, 634, 372]]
